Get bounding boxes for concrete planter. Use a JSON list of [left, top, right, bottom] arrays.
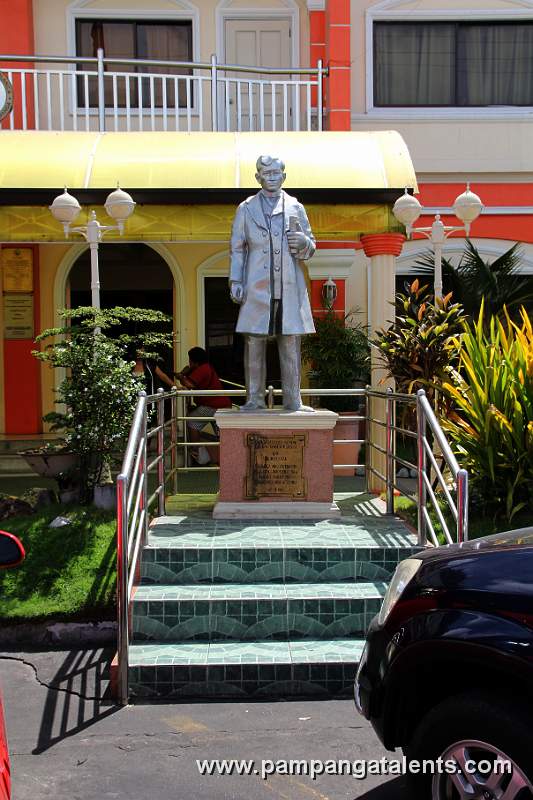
[[333, 411, 365, 477], [93, 483, 116, 510], [21, 451, 78, 478]]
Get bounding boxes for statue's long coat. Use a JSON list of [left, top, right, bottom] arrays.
[[229, 190, 316, 335]]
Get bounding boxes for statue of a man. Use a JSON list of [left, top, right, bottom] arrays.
[[229, 155, 315, 412]]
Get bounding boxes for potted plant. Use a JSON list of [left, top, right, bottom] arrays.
[[28, 306, 173, 506], [21, 442, 78, 479], [301, 308, 370, 475]]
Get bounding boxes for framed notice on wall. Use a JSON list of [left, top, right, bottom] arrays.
[[3, 294, 34, 340], [1, 248, 34, 292]]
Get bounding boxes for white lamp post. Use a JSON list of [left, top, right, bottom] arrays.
[[49, 186, 136, 310], [392, 185, 483, 300]]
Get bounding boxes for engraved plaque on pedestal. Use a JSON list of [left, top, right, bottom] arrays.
[[245, 432, 307, 499]]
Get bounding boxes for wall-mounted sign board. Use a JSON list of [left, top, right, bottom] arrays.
[[1, 247, 33, 292], [4, 294, 34, 339]]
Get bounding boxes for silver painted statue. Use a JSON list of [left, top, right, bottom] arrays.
[[229, 155, 316, 412]]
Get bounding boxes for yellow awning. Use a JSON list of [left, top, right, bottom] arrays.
[[0, 131, 416, 241], [0, 130, 417, 190]]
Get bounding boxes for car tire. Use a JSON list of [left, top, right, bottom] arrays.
[[404, 690, 533, 800]]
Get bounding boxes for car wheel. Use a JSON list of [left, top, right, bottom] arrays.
[[404, 691, 533, 800]]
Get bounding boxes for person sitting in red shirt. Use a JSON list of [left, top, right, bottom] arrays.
[[175, 347, 231, 465]]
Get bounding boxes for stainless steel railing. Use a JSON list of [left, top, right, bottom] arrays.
[[116, 384, 467, 703], [366, 387, 468, 547], [416, 389, 468, 546], [0, 51, 325, 133], [172, 386, 366, 474]]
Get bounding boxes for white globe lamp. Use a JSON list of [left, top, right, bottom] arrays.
[[392, 189, 422, 234], [453, 183, 483, 233], [104, 186, 136, 232], [49, 188, 82, 234]]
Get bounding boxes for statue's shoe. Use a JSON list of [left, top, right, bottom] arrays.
[[283, 403, 315, 413], [240, 401, 267, 412]]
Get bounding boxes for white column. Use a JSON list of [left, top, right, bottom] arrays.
[[361, 234, 405, 494]]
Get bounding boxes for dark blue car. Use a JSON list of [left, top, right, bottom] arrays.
[[354, 527, 533, 800]]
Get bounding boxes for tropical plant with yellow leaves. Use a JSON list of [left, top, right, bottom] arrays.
[[441, 303, 533, 522]]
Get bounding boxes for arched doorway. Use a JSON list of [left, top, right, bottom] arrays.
[[67, 243, 176, 376]]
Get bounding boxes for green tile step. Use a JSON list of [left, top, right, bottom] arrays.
[[131, 581, 388, 642], [142, 516, 420, 585], [128, 638, 365, 699]]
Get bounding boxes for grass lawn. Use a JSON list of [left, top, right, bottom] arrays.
[[0, 505, 116, 624], [394, 496, 532, 542]]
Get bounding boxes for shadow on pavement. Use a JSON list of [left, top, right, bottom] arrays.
[[33, 647, 121, 754]]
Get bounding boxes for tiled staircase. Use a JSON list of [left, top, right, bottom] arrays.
[[129, 499, 420, 699]]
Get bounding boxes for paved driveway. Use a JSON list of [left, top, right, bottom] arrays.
[[1, 648, 407, 800]]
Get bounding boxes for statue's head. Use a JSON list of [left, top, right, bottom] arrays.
[[255, 155, 286, 194]]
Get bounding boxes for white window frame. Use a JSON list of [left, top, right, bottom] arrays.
[[362, 0, 533, 120], [66, 0, 200, 117], [196, 252, 231, 349]]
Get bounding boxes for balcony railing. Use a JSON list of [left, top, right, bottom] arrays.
[[0, 51, 325, 133]]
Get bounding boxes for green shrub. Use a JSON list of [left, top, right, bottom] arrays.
[[441, 304, 533, 522], [33, 306, 172, 501], [301, 309, 370, 412]]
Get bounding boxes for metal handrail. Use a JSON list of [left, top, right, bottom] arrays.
[[116, 391, 147, 706], [115, 384, 467, 703], [0, 51, 326, 133], [416, 389, 468, 546], [0, 53, 328, 76]]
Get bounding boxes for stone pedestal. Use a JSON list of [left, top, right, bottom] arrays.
[[213, 409, 340, 519]]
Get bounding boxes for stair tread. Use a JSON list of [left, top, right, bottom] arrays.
[[148, 516, 417, 550], [133, 581, 388, 602], [129, 638, 365, 666]]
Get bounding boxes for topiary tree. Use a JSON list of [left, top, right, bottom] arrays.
[[33, 306, 173, 503]]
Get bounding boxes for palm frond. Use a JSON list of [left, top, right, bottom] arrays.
[[413, 241, 533, 322]]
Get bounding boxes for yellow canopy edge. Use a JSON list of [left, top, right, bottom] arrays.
[[0, 131, 417, 191], [0, 203, 395, 242]]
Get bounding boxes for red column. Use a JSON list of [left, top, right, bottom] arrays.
[[1, 245, 42, 434], [325, 0, 351, 130], [309, 7, 326, 109], [0, 0, 35, 129]]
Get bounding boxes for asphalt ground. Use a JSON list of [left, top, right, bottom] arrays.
[[1, 649, 408, 800]]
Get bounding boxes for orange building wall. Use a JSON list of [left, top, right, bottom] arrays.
[[1, 245, 42, 434], [0, 0, 35, 130], [309, 9, 326, 109], [418, 183, 533, 245], [325, 0, 351, 130], [0, 3, 41, 433]]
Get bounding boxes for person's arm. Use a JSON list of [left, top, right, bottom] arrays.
[[177, 372, 195, 389], [154, 365, 175, 389], [178, 364, 210, 391]]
